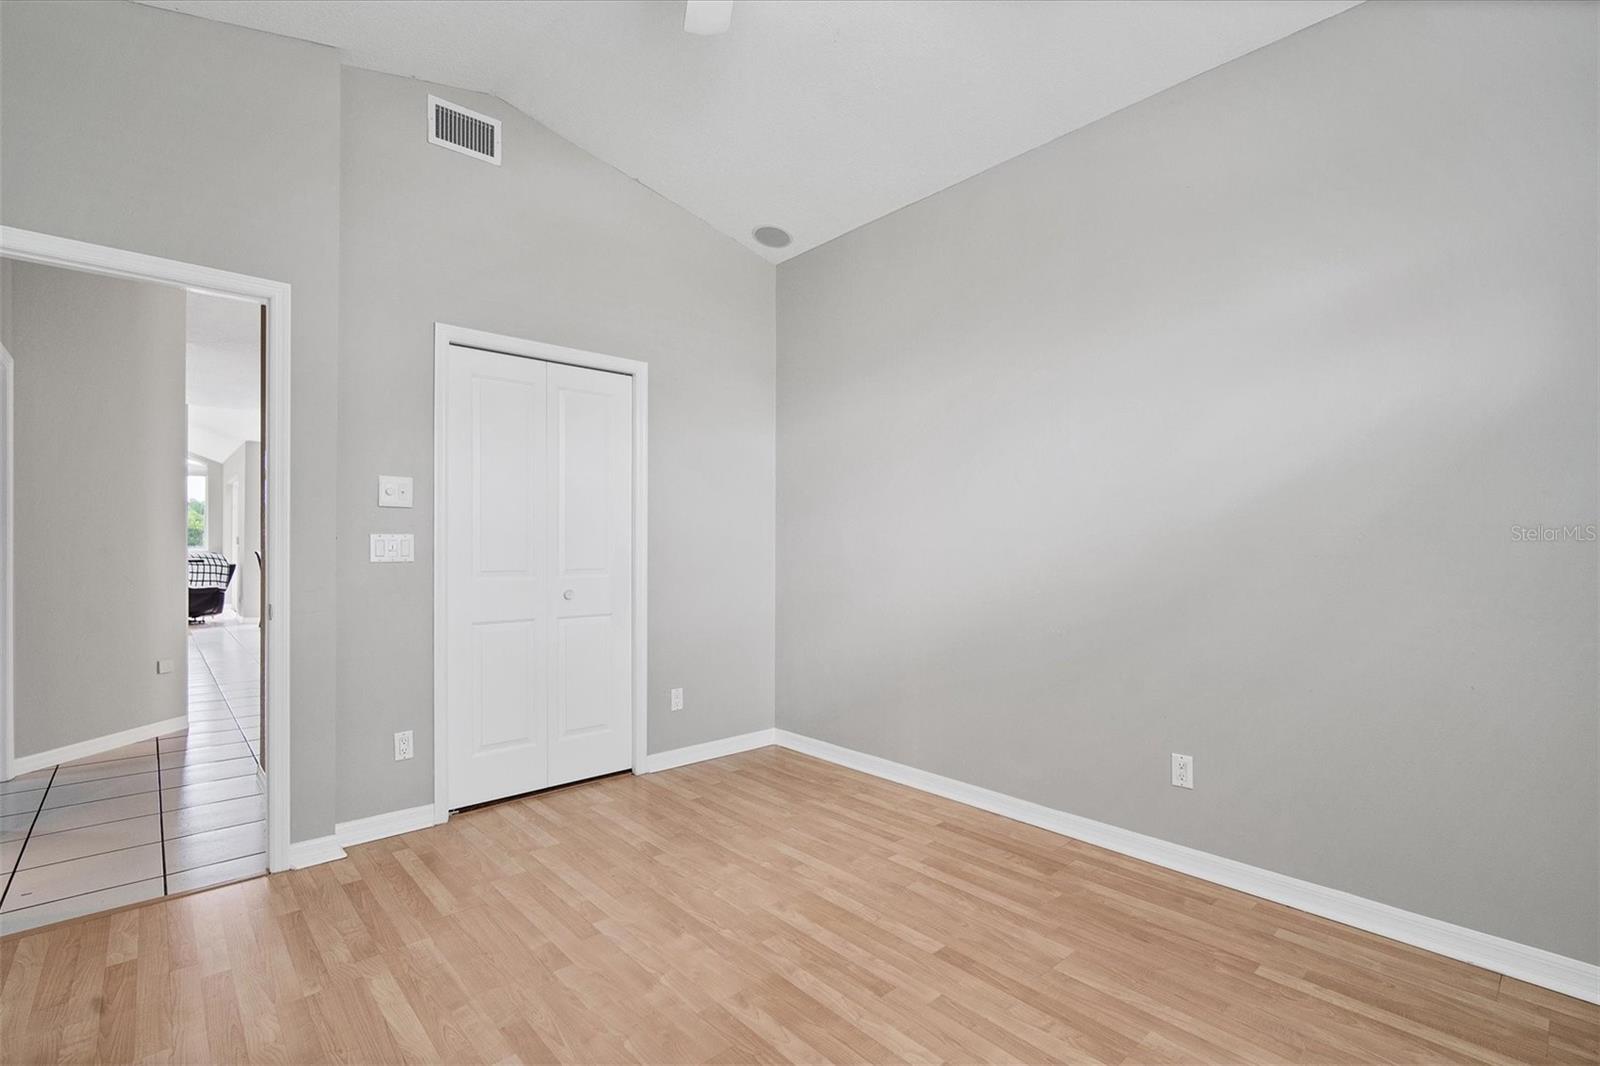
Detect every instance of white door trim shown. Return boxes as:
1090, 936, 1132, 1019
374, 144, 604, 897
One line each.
0, 225, 294, 874
0, 343, 12, 783
433, 323, 649, 825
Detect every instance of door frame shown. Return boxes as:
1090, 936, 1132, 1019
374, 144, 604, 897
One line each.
432, 322, 649, 824
0, 225, 294, 873
0, 343, 12, 785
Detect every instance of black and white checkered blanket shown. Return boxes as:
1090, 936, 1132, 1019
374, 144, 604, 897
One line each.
187, 551, 234, 590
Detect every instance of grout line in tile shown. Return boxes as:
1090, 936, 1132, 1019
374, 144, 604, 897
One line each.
43, 761, 162, 788
1, 871, 162, 917
0, 765, 57, 909
33, 782, 162, 814
12, 838, 159, 875
162, 765, 260, 786
165, 815, 266, 843
155, 737, 168, 895
27, 810, 157, 840
165, 851, 267, 897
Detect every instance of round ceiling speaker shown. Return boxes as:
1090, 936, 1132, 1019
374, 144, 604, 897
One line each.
752, 226, 792, 249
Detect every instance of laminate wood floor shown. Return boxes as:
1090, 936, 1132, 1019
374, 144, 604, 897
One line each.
1, 746, 1594, 1064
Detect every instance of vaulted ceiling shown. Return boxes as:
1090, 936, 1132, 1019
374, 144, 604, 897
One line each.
141, 0, 1360, 261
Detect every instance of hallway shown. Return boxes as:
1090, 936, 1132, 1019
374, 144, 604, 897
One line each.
0, 619, 266, 935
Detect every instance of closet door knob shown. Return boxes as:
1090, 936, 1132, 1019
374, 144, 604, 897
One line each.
562, 589, 575, 600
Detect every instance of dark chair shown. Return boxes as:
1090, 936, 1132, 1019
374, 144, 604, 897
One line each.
187, 551, 236, 623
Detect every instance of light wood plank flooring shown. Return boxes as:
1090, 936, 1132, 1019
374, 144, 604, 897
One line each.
1, 746, 1594, 1064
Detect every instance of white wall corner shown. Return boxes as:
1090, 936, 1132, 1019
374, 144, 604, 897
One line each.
771, 730, 1600, 1005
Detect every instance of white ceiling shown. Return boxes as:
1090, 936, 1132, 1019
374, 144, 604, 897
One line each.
141, 0, 1359, 262
186, 291, 260, 462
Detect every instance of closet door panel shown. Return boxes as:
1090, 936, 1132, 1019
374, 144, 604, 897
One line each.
545, 363, 633, 786
445, 347, 549, 808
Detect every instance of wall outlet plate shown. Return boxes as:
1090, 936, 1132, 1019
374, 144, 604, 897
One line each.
378, 474, 414, 508
155, 659, 175, 675
370, 533, 415, 562
670, 687, 684, 711
1171, 753, 1194, 789
395, 730, 414, 761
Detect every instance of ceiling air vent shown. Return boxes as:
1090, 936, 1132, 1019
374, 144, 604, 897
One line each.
428, 95, 501, 165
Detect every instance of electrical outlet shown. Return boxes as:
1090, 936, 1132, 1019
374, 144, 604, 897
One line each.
1171, 753, 1194, 789
670, 687, 684, 711
395, 730, 414, 761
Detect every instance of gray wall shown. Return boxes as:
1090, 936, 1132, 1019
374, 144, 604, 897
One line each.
1, 0, 342, 841
777, 0, 1598, 964
337, 68, 776, 823
5, 0, 1589, 967
1, 2, 779, 835
222, 440, 263, 618
2, 261, 188, 756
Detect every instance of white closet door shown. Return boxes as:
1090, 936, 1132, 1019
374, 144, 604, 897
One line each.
545, 362, 633, 787
444, 347, 633, 809
445, 346, 550, 809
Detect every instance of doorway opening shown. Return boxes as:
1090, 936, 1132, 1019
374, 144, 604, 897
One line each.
184, 293, 265, 776
0, 228, 291, 935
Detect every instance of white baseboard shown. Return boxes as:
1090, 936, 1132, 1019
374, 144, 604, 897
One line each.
286, 804, 438, 869
336, 803, 437, 848
287, 834, 346, 869
773, 730, 1600, 1005
642, 727, 776, 773
8, 714, 189, 777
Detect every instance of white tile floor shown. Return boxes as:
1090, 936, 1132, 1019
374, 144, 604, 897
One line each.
0, 617, 265, 935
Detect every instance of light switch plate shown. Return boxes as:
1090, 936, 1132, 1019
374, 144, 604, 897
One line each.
370, 533, 415, 563
378, 475, 414, 508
